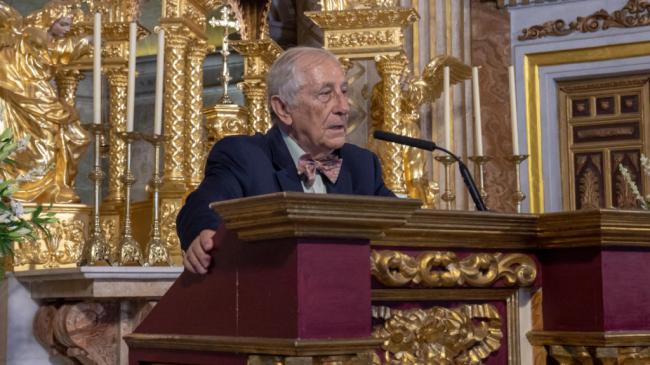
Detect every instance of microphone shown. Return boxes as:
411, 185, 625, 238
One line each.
373, 130, 488, 211
373, 130, 437, 151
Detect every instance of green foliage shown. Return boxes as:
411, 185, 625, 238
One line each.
0, 129, 56, 260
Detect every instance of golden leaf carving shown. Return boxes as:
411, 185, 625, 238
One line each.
319, 0, 399, 11
519, 0, 650, 41
578, 169, 600, 210
371, 250, 537, 288
13, 220, 85, 269
372, 304, 502, 365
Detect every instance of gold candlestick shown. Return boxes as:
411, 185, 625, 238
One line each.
80, 124, 111, 266
506, 154, 529, 213
435, 155, 457, 210
117, 131, 143, 265
468, 155, 492, 205
142, 134, 171, 266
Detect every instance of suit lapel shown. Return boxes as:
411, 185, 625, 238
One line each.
267, 125, 304, 192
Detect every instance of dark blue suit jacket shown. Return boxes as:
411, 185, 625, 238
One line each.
176, 125, 395, 249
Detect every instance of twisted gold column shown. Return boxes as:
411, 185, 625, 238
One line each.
104, 67, 128, 203
231, 40, 281, 134
240, 79, 271, 134
101, 67, 129, 261
158, 25, 191, 264
162, 28, 189, 187
184, 39, 208, 191
375, 53, 408, 195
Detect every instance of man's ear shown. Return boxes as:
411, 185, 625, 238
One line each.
270, 96, 292, 127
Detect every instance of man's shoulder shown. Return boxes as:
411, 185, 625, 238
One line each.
206, 133, 271, 164
340, 142, 376, 160
211, 133, 268, 153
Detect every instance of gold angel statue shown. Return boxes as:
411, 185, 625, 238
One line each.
0, 0, 92, 203
370, 55, 472, 206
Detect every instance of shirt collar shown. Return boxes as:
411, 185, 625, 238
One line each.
280, 127, 307, 168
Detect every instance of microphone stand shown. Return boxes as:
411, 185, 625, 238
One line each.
372, 130, 488, 211
435, 146, 487, 211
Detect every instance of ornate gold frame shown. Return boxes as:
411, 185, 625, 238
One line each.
523, 40, 650, 213
372, 288, 523, 365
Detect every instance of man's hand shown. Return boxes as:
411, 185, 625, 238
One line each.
183, 229, 217, 274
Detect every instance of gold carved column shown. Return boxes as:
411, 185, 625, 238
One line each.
231, 40, 282, 134
97, 1, 148, 259
158, 25, 189, 263
305, 6, 418, 197
375, 53, 408, 195
102, 67, 128, 258
184, 39, 208, 190
104, 68, 128, 204
161, 28, 189, 189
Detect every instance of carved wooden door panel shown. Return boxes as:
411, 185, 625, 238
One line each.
558, 75, 650, 210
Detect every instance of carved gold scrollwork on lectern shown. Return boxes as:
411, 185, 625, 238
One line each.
370, 250, 537, 288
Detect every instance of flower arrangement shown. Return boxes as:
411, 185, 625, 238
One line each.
618, 154, 650, 210
0, 129, 56, 261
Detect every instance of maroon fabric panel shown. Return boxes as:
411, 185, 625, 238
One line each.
135, 226, 239, 336
237, 238, 299, 337
540, 248, 604, 331
297, 239, 371, 338
602, 249, 650, 330
129, 348, 246, 365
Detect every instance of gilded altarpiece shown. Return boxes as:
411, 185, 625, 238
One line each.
558, 75, 650, 211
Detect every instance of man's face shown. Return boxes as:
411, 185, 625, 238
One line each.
49, 16, 72, 38
276, 55, 349, 158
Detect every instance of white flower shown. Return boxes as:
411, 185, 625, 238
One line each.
15, 137, 28, 152
0, 212, 11, 223
14, 227, 30, 236
16, 165, 47, 183
10, 200, 24, 216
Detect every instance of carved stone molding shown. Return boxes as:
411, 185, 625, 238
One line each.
34, 301, 155, 365
371, 304, 502, 365
370, 250, 537, 288
519, 0, 650, 41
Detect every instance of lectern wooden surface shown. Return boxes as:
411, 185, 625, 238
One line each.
126, 193, 421, 365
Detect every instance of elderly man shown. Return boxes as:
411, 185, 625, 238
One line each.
177, 47, 394, 274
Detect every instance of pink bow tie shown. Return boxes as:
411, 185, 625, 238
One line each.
297, 154, 342, 185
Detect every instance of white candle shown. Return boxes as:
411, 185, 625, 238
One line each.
93, 12, 101, 125
509, 66, 519, 155
472, 66, 483, 156
153, 28, 165, 136
443, 66, 451, 149
126, 21, 137, 133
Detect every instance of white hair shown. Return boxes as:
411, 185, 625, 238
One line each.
266, 47, 341, 110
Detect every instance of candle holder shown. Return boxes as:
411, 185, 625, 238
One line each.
435, 155, 457, 210
506, 154, 529, 213
142, 134, 171, 266
468, 155, 492, 205
79, 124, 111, 266
117, 131, 143, 266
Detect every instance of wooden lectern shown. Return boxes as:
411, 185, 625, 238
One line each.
126, 192, 421, 365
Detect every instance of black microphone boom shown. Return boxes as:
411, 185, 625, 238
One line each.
372, 130, 437, 151
373, 130, 488, 211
